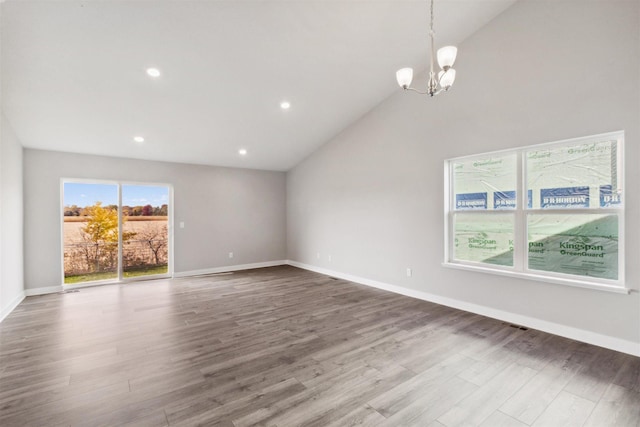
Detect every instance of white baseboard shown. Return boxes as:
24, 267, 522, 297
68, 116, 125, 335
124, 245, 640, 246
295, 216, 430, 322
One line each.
20, 262, 287, 297
286, 260, 640, 357
0, 291, 26, 323
25, 285, 63, 296
174, 260, 287, 278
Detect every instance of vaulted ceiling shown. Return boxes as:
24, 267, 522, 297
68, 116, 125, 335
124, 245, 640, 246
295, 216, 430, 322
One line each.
1, 0, 516, 171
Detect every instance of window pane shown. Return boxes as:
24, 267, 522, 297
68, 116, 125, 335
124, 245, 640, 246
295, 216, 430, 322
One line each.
526, 139, 621, 209
453, 154, 517, 210
454, 213, 514, 266
527, 214, 618, 280
63, 182, 119, 284
121, 185, 170, 278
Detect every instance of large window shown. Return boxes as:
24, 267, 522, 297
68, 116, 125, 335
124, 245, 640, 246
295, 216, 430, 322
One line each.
445, 131, 625, 292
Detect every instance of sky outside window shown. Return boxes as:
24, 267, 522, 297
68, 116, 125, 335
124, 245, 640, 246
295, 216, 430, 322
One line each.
64, 183, 169, 207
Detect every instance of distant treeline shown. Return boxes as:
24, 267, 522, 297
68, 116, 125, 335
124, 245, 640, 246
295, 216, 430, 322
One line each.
64, 203, 168, 217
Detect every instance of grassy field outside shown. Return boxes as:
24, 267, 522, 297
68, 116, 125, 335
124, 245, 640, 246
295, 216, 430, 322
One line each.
64, 217, 169, 284
123, 265, 169, 278
65, 265, 169, 284
64, 271, 118, 284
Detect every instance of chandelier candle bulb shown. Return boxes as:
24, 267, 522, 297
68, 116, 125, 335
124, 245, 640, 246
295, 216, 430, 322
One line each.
437, 46, 458, 69
438, 69, 456, 89
396, 68, 414, 88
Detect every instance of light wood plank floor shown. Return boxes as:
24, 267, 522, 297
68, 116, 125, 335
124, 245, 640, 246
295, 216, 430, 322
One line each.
1, 266, 638, 426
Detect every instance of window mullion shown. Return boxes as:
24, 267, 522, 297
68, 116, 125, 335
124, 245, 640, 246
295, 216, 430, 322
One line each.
117, 184, 123, 281
514, 150, 525, 271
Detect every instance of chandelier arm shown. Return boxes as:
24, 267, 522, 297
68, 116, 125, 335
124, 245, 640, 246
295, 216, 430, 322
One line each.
403, 87, 432, 95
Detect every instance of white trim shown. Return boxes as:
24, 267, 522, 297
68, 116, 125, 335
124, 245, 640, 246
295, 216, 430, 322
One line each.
64, 278, 126, 289
23, 261, 286, 296
119, 273, 171, 283
286, 260, 640, 357
447, 130, 625, 162
168, 186, 175, 277
174, 260, 287, 278
25, 285, 63, 296
442, 262, 630, 294
0, 291, 26, 323
117, 183, 123, 281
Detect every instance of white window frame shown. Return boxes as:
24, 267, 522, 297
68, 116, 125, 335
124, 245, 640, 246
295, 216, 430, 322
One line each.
443, 131, 627, 294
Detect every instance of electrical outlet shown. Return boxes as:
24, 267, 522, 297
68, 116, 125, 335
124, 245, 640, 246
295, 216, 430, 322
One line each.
229, 252, 233, 258
328, 255, 332, 262
406, 268, 412, 277
179, 221, 185, 228
317, 252, 320, 259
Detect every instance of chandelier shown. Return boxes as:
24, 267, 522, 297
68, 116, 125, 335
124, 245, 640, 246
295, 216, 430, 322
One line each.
396, 0, 457, 97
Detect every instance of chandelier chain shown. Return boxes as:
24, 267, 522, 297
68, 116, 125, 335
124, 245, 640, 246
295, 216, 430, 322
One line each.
430, 0, 435, 36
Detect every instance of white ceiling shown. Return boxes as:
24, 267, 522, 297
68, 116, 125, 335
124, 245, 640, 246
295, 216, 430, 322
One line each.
1, 0, 516, 171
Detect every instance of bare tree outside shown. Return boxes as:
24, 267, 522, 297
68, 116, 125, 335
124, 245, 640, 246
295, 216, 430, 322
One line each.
122, 222, 169, 277
139, 223, 168, 265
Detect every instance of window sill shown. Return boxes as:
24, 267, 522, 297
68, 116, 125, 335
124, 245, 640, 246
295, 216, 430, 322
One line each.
442, 262, 630, 294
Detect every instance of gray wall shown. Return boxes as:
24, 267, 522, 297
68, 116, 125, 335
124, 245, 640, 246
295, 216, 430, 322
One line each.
24, 149, 286, 290
0, 113, 24, 318
287, 0, 640, 346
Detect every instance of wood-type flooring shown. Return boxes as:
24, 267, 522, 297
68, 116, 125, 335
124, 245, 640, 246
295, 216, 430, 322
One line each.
1, 266, 639, 426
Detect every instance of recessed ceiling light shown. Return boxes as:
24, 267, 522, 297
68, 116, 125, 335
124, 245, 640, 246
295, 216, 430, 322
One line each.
146, 68, 161, 77
133, 136, 145, 143
280, 101, 291, 110
238, 149, 247, 156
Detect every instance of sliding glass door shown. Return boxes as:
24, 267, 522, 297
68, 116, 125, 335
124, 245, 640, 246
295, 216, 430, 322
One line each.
62, 181, 171, 285
121, 184, 169, 278
63, 182, 120, 284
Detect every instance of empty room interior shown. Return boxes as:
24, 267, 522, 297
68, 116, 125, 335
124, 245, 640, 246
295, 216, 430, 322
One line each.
1, 0, 639, 426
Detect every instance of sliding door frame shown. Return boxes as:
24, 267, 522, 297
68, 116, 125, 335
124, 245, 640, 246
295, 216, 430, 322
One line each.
60, 178, 174, 287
